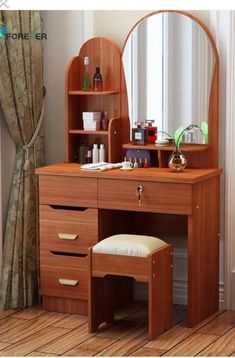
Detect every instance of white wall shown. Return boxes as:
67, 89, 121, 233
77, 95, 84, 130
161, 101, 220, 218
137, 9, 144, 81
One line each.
43, 10, 84, 164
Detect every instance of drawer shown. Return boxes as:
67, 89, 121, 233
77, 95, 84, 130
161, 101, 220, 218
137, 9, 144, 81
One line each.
39, 175, 97, 207
40, 264, 88, 300
40, 249, 88, 270
98, 179, 192, 215
40, 206, 98, 252
40, 250, 88, 300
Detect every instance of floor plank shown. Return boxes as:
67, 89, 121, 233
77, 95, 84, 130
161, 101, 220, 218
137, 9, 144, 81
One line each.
198, 326, 235, 356
162, 333, 218, 356
198, 310, 235, 336
0, 311, 70, 344
63, 336, 116, 356
0, 317, 28, 334
38, 323, 94, 355
96, 325, 148, 356
0, 309, 19, 320
145, 310, 223, 350
0, 341, 11, 350
11, 306, 46, 320
52, 314, 87, 329
0, 326, 69, 356
27, 351, 58, 356
130, 347, 166, 356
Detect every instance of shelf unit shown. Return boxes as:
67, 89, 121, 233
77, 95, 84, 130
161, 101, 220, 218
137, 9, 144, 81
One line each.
65, 37, 129, 164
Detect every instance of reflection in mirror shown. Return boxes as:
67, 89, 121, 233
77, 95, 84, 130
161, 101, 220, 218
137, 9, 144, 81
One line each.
122, 12, 215, 142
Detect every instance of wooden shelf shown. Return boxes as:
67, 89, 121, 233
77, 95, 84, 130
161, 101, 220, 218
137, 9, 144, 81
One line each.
68, 90, 119, 96
123, 142, 209, 152
69, 130, 109, 135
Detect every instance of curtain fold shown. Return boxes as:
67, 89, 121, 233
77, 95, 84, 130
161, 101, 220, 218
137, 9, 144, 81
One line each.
0, 10, 45, 308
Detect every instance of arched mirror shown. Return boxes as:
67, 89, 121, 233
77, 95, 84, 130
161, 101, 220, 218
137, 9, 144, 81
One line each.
122, 11, 217, 142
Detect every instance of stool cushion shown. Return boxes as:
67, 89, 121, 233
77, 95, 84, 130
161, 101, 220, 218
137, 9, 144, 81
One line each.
92, 234, 166, 257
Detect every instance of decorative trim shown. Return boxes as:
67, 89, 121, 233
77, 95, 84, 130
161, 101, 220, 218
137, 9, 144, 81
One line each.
82, 11, 94, 42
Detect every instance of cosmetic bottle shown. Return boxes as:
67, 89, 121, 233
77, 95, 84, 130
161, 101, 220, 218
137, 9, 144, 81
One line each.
139, 157, 144, 168
145, 120, 157, 143
92, 144, 99, 163
102, 110, 109, 130
82, 56, 91, 91
132, 122, 146, 145
93, 67, 103, 91
144, 158, 150, 168
86, 147, 92, 164
134, 158, 138, 168
99, 144, 105, 162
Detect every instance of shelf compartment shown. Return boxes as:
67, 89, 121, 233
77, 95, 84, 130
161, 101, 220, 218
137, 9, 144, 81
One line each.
123, 142, 209, 152
69, 130, 109, 135
68, 90, 119, 96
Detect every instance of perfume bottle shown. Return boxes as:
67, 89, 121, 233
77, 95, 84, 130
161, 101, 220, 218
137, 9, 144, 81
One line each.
132, 122, 146, 145
82, 56, 91, 91
93, 67, 103, 91
102, 110, 109, 130
145, 120, 157, 143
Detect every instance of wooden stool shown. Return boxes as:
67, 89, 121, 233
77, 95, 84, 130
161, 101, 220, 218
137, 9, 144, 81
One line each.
88, 234, 173, 340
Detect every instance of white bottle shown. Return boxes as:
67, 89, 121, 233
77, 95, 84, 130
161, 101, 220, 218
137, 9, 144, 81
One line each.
99, 144, 105, 162
92, 144, 99, 163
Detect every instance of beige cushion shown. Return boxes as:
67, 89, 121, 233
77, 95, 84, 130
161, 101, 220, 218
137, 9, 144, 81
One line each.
92, 234, 166, 257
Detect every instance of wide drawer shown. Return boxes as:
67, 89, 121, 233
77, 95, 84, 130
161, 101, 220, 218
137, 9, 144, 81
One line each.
39, 175, 97, 207
98, 179, 192, 215
40, 264, 88, 300
40, 206, 98, 253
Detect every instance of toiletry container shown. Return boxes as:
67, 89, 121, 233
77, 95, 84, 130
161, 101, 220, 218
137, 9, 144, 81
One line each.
99, 144, 105, 162
132, 122, 146, 145
93, 67, 103, 91
82, 56, 91, 91
92, 144, 99, 163
102, 110, 109, 130
145, 120, 157, 143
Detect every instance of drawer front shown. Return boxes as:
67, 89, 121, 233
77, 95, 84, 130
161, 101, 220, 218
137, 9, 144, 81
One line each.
98, 179, 192, 215
39, 175, 97, 207
40, 206, 98, 252
40, 264, 88, 300
40, 249, 88, 270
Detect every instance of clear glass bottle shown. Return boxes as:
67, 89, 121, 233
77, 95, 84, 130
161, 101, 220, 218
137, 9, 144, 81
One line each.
134, 158, 139, 168
82, 56, 91, 91
93, 67, 103, 91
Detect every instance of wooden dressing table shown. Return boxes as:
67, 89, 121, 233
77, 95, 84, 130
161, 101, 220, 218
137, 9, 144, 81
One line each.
36, 11, 222, 329
36, 163, 222, 327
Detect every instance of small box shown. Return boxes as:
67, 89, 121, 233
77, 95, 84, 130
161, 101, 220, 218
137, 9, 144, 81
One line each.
83, 112, 101, 130
83, 119, 100, 130
82, 112, 101, 120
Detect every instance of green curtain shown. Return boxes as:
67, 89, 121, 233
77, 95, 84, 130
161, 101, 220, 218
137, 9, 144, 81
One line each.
0, 11, 45, 308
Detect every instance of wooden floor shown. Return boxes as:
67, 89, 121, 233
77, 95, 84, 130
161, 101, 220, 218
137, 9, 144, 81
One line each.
0, 303, 234, 356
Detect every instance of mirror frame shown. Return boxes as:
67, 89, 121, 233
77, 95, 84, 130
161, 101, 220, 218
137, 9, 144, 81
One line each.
122, 10, 219, 168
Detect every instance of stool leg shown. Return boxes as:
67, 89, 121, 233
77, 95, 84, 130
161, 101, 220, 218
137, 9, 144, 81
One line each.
88, 249, 115, 332
148, 244, 173, 340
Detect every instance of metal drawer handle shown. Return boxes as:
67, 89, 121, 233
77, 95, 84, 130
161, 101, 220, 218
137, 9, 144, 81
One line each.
58, 278, 79, 286
58, 233, 78, 240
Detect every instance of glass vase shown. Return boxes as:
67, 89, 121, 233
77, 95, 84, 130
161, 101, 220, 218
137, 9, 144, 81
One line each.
168, 149, 187, 172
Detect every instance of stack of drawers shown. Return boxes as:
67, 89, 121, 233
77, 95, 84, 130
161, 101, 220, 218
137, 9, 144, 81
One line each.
39, 175, 98, 314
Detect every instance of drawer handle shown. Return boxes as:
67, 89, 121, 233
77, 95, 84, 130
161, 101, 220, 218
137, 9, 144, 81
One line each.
58, 278, 79, 286
58, 233, 78, 240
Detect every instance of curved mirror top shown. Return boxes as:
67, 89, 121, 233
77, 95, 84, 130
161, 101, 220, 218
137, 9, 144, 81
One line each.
122, 12, 215, 139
